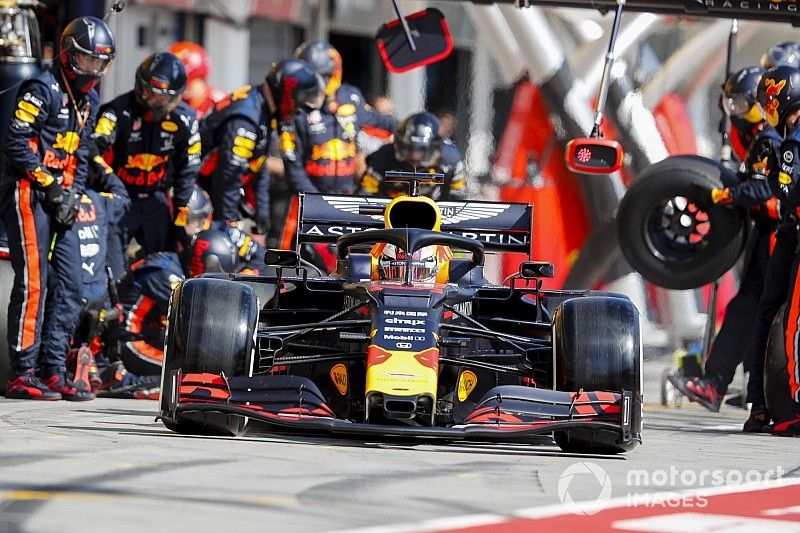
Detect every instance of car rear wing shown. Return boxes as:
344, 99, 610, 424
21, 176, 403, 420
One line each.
460, 0, 800, 25
297, 193, 533, 253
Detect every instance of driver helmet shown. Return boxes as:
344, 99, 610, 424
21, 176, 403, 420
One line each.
293, 40, 343, 97
265, 58, 325, 121
722, 66, 766, 123
58, 16, 115, 93
185, 224, 258, 278
377, 244, 440, 283
135, 52, 187, 121
761, 41, 800, 70
184, 185, 213, 236
757, 65, 800, 131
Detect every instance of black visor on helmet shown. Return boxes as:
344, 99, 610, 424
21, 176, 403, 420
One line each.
723, 93, 757, 117
134, 52, 187, 119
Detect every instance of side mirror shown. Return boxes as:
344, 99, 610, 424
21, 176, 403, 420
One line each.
264, 249, 300, 267
520, 261, 555, 279
376, 8, 453, 73
565, 138, 624, 174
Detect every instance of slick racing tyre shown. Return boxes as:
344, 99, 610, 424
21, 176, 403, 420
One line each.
553, 296, 642, 454
160, 278, 258, 436
765, 304, 794, 423
0, 258, 12, 393
617, 156, 748, 290
199, 271, 277, 310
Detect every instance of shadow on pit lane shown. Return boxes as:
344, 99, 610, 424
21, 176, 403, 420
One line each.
47, 421, 628, 460
74, 408, 157, 417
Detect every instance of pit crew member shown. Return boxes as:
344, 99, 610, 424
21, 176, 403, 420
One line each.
94, 51, 200, 279
198, 58, 322, 230
359, 112, 467, 200
1, 16, 114, 401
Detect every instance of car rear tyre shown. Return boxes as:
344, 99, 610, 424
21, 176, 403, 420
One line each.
765, 304, 794, 423
553, 296, 642, 454
160, 277, 258, 436
617, 156, 748, 290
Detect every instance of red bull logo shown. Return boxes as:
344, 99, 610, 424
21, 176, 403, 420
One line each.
310, 138, 356, 161
764, 77, 787, 126
125, 153, 168, 172
52, 131, 80, 154
149, 76, 169, 90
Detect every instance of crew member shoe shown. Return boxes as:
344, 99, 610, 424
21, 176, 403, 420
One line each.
42, 374, 95, 402
96, 361, 160, 400
5, 373, 62, 400
667, 376, 722, 412
773, 412, 800, 437
742, 408, 772, 434
67, 345, 101, 392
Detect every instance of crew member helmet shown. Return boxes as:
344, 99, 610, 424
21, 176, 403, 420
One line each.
265, 58, 325, 120
167, 41, 210, 81
186, 224, 258, 278
293, 40, 343, 97
394, 112, 443, 168
722, 66, 766, 123
134, 52, 187, 121
59, 16, 115, 93
757, 65, 800, 130
761, 41, 800, 70
184, 186, 213, 236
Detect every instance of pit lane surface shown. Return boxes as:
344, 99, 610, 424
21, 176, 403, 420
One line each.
0, 362, 797, 533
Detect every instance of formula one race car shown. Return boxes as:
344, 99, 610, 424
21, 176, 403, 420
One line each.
158, 173, 642, 454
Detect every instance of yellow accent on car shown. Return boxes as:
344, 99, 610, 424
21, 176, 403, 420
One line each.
330, 364, 348, 395
457, 370, 478, 402
365, 345, 438, 399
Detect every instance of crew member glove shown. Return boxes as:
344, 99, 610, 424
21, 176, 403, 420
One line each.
31, 168, 63, 210
710, 187, 733, 206
174, 205, 189, 227
52, 189, 81, 230
42, 180, 63, 210
687, 183, 714, 210
254, 212, 270, 235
